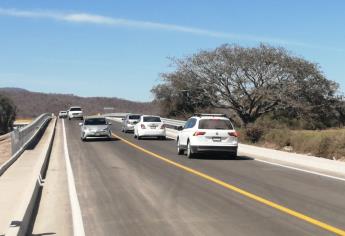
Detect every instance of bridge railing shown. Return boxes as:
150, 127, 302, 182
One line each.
11, 113, 52, 155
0, 113, 52, 176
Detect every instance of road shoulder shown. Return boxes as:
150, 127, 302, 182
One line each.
30, 119, 73, 236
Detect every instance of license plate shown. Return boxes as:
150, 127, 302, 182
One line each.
150, 125, 157, 129
212, 137, 221, 142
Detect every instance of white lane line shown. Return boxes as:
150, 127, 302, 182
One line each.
255, 159, 345, 182
62, 119, 86, 236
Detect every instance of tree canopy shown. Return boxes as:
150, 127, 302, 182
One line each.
152, 44, 344, 128
0, 94, 17, 135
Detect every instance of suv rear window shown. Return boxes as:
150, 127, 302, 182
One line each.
129, 115, 141, 120
70, 107, 81, 111
84, 118, 106, 125
198, 119, 234, 130
143, 117, 161, 122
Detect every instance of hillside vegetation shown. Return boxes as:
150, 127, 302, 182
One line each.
0, 88, 159, 118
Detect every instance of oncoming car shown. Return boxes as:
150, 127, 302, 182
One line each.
176, 114, 238, 158
80, 116, 112, 141
121, 114, 141, 133
134, 115, 166, 140
68, 106, 83, 120
58, 111, 68, 118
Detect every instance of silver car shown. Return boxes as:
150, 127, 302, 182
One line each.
80, 116, 112, 141
121, 114, 141, 133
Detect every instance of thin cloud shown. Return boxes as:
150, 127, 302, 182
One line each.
0, 8, 343, 51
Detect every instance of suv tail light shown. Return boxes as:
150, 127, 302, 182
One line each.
193, 131, 206, 136
228, 131, 238, 137
141, 124, 146, 129
160, 124, 165, 129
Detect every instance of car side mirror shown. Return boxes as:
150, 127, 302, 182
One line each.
177, 126, 183, 131
79, 122, 83, 126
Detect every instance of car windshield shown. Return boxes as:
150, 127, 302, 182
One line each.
143, 116, 161, 122
70, 108, 81, 111
198, 119, 234, 130
129, 115, 141, 120
84, 118, 107, 125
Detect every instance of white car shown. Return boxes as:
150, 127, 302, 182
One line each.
134, 115, 166, 140
80, 116, 112, 141
58, 111, 68, 118
176, 114, 238, 158
68, 106, 83, 120
122, 114, 141, 133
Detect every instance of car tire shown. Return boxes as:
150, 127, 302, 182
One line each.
187, 141, 195, 159
177, 138, 184, 155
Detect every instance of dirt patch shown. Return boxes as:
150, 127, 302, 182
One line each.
0, 138, 11, 165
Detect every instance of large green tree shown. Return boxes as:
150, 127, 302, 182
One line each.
0, 94, 16, 135
152, 44, 341, 127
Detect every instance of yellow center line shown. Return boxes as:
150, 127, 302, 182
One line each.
112, 132, 345, 235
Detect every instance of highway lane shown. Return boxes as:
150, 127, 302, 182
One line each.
64, 119, 345, 235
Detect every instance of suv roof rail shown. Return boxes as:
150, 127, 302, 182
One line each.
193, 113, 227, 117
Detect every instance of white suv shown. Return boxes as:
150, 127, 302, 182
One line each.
68, 106, 84, 120
176, 114, 238, 158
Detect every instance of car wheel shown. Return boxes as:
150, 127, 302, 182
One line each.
187, 141, 195, 159
177, 138, 184, 155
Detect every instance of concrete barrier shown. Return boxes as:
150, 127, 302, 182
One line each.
0, 133, 11, 142
2, 118, 57, 236
0, 116, 52, 176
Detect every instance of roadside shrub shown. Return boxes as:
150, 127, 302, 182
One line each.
244, 124, 264, 143
263, 129, 292, 148
0, 94, 16, 135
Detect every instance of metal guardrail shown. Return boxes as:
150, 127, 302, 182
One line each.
104, 113, 186, 129
11, 113, 52, 155
161, 118, 186, 129
103, 113, 130, 118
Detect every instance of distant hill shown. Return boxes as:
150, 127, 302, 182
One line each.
0, 87, 159, 118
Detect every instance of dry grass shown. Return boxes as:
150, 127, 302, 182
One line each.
0, 137, 11, 165
240, 128, 345, 161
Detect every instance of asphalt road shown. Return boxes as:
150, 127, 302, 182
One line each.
64, 119, 345, 236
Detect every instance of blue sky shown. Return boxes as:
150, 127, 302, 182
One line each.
0, 0, 344, 101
